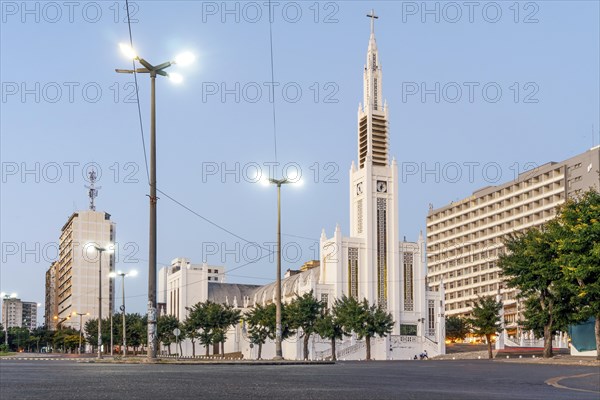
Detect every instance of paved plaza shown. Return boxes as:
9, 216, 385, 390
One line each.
1, 358, 598, 400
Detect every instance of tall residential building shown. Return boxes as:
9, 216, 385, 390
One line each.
1, 297, 37, 330
45, 173, 116, 330
426, 146, 600, 332
21, 302, 38, 330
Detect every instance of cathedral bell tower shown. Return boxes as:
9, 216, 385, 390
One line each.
349, 11, 399, 310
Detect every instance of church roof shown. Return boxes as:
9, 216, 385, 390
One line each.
207, 282, 262, 307
251, 267, 320, 306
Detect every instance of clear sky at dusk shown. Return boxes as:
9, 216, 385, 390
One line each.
1, 1, 599, 319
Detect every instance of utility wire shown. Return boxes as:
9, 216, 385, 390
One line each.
125, 0, 149, 184
268, 0, 278, 163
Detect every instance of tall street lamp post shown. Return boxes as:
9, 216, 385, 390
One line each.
110, 270, 137, 357
263, 177, 302, 359
73, 312, 89, 354
94, 245, 111, 359
116, 43, 194, 360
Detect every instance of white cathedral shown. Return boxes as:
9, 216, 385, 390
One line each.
158, 16, 446, 360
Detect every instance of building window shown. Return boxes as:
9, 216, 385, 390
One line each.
400, 324, 417, 336
428, 300, 435, 336
348, 247, 359, 298
377, 198, 387, 308
357, 199, 363, 234
320, 293, 329, 309
403, 252, 414, 311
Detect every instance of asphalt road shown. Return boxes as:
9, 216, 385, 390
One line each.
0, 359, 598, 400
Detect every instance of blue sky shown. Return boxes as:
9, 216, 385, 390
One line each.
1, 1, 599, 319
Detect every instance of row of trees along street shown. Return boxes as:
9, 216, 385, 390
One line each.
16, 293, 393, 360
444, 190, 600, 360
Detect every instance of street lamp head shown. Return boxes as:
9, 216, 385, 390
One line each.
168, 72, 183, 84
174, 52, 195, 67
108, 272, 117, 278
129, 270, 139, 277
119, 42, 138, 60
10, 293, 17, 298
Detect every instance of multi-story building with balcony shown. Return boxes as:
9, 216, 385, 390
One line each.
45, 177, 116, 330
426, 146, 599, 333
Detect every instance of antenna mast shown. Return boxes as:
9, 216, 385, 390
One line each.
85, 170, 101, 211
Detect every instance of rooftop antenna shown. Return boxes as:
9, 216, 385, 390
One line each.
85, 170, 101, 211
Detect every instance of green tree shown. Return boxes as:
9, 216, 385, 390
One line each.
52, 328, 78, 353
468, 296, 502, 359
334, 296, 394, 361
499, 224, 574, 358
182, 316, 199, 357
445, 316, 470, 343
157, 315, 179, 355
314, 308, 344, 361
83, 318, 111, 354
555, 189, 600, 360
187, 301, 216, 356
244, 304, 270, 359
128, 314, 147, 355
287, 291, 324, 360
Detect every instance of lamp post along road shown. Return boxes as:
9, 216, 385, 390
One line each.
74, 312, 89, 354
94, 246, 110, 359
265, 177, 296, 360
110, 270, 137, 357
116, 44, 193, 359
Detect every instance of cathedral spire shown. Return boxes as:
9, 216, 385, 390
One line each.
358, 10, 388, 168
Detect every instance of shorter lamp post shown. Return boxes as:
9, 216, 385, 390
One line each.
109, 270, 137, 356
73, 312, 89, 354
93, 244, 113, 359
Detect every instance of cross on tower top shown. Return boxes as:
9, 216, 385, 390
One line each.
366, 9, 378, 34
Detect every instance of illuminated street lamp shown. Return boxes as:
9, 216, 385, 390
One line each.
72, 312, 90, 354
109, 270, 137, 356
115, 43, 194, 360
262, 176, 303, 359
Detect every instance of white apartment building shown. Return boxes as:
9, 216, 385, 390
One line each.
426, 146, 600, 333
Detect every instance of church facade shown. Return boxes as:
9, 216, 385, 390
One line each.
158, 16, 445, 360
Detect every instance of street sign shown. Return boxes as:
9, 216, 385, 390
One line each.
173, 328, 181, 336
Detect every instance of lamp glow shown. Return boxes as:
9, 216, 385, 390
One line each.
174, 52, 195, 66
169, 72, 183, 84
119, 43, 137, 59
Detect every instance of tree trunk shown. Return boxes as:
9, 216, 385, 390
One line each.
191, 339, 196, 357
221, 341, 225, 357
303, 334, 310, 360
486, 334, 493, 359
595, 314, 600, 361
205, 345, 210, 357
179, 341, 183, 357
167, 344, 171, 355
543, 323, 554, 358
331, 338, 337, 361
257, 343, 262, 360
365, 337, 371, 361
